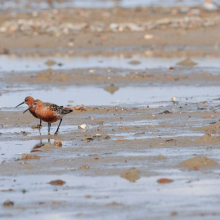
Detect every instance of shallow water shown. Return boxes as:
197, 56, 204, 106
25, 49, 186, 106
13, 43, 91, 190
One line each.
0, 125, 81, 136
110, 130, 204, 140
1, 173, 220, 220
0, 138, 78, 162
1, 55, 220, 72
0, 140, 42, 162
0, 85, 218, 109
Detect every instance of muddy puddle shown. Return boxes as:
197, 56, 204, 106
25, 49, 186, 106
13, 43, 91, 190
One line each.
1, 55, 220, 72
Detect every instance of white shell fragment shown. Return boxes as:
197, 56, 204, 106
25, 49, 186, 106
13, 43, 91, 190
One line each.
78, 124, 87, 129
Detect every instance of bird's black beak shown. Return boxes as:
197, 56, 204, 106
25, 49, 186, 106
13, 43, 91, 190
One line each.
15, 101, 25, 108
23, 105, 33, 114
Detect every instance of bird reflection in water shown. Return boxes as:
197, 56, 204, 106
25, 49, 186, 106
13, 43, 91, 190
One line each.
30, 139, 52, 153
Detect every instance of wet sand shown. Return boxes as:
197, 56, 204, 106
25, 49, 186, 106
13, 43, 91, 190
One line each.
1, 2, 220, 219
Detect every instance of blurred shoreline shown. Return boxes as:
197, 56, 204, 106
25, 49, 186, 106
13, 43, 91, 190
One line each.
0, 5, 220, 58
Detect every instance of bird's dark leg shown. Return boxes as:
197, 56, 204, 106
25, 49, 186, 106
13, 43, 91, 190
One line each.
54, 118, 62, 135
38, 119, 42, 131
38, 120, 42, 135
48, 123, 51, 134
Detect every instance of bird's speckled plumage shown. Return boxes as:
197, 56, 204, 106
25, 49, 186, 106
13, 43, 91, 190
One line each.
23, 99, 73, 134
30, 100, 73, 134
33, 100, 72, 118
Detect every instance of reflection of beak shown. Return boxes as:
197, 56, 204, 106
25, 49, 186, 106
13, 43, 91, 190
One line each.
15, 101, 25, 108
23, 105, 33, 114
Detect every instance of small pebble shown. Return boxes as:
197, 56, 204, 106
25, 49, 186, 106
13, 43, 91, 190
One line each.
54, 140, 62, 147
78, 124, 87, 129
3, 201, 14, 207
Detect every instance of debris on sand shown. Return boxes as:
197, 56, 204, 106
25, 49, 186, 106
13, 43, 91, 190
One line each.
72, 105, 86, 111
193, 166, 200, 170
117, 139, 125, 141
119, 126, 130, 130
45, 59, 56, 66
78, 124, 87, 129
195, 122, 220, 131
31, 124, 42, 129
54, 140, 62, 147
104, 135, 111, 140
156, 155, 167, 160
177, 58, 197, 67
166, 139, 174, 143
121, 168, 140, 182
93, 134, 102, 138
81, 137, 94, 142
159, 110, 172, 114
1, 189, 13, 192
80, 165, 90, 170
178, 156, 219, 167
129, 60, 141, 65
1, 15, 219, 37
49, 180, 66, 186
0, 48, 9, 54
157, 178, 173, 184
21, 131, 30, 136
3, 200, 14, 207
194, 133, 219, 143
202, 114, 214, 118
104, 84, 119, 94
197, 107, 206, 110
21, 154, 40, 160
144, 34, 154, 40
31, 149, 42, 153
106, 202, 122, 206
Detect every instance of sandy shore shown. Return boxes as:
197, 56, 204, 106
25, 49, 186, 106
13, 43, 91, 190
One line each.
1, 4, 220, 220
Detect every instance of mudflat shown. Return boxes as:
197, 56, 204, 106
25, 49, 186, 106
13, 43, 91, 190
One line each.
1, 1, 220, 219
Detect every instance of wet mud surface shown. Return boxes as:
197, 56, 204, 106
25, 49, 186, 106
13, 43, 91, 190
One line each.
1, 1, 220, 219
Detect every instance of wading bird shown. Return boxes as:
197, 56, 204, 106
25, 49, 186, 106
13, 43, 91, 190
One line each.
24, 99, 73, 135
